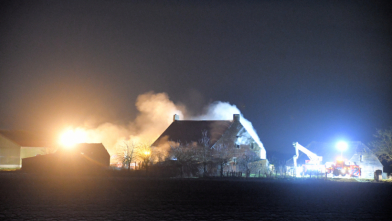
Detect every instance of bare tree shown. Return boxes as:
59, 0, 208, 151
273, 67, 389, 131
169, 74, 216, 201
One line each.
213, 143, 234, 177
136, 142, 153, 171
117, 141, 138, 171
238, 149, 260, 178
168, 141, 198, 178
369, 128, 392, 162
268, 154, 279, 177
198, 130, 211, 177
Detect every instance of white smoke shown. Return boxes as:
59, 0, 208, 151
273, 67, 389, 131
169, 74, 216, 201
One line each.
193, 101, 265, 153
64, 92, 264, 159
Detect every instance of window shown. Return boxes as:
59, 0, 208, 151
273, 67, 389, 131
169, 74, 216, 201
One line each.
360, 155, 363, 162
236, 144, 240, 149
250, 142, 254, 149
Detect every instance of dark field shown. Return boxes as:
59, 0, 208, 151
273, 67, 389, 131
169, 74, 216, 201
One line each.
0, 173, 391, 220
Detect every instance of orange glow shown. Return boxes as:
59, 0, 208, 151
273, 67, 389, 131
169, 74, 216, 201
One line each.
336, 156, 344, 162
59, 128, 87, 148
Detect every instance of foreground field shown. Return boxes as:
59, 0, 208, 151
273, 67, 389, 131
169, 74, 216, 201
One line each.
0, 173, 391, 220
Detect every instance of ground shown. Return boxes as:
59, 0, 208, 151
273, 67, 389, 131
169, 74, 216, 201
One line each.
0, 173, 391, 220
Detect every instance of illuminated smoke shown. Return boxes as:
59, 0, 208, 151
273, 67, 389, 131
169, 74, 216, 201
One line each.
61, 92, 264, 160
193, 101, 265, 151
132, 92, 185, 141
62, 92, 185, 156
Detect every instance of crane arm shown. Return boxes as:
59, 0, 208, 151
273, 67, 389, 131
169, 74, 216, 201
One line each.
293, 142, 322, 165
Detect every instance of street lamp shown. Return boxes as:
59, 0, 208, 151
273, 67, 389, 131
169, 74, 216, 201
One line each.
336, 141, 348, 157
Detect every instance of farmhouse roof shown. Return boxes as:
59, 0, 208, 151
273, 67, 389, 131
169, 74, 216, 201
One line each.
152, 120, 233, 148
0, 130, 52, 147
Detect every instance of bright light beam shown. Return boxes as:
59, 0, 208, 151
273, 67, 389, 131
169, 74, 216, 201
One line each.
336, 141, 348, 157
336, 141, 348, 151
59, 128, 87, 148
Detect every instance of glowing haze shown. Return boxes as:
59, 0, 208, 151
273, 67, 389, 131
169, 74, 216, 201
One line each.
59, 92, 264, 156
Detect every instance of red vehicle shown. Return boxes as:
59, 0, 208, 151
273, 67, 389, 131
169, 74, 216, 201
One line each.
326, 158, 361, 177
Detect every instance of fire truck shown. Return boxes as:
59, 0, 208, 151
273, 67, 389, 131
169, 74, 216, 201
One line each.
325, 157, 361, 177
292, 142, 361, 178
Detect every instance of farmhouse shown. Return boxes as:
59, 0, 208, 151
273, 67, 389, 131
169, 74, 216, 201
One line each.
289, 141, 383, 179
153, 114, 266, 158
152, 114, 266, 175
0, 130, 53, 168
22, 143, 110, 173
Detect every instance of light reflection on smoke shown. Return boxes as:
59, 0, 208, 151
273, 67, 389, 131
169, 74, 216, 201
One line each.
60, 92, 264, 161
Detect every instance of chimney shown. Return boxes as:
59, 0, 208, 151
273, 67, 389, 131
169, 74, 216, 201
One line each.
233, 114, 240, 122
173, 114, 179, 122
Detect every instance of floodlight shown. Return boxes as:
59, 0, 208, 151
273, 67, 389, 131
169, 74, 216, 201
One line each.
336, 141, 348, 151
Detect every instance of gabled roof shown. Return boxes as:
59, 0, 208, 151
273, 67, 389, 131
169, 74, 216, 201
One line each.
0, 130, 52, 147
58, 143, 110, 157
152, 120, 233, 148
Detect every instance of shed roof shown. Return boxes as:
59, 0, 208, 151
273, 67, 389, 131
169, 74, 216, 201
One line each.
58, 143, 110, 157
152, 120, 233, 147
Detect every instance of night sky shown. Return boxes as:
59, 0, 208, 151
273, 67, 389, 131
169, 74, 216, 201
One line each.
1, 0, 391, 154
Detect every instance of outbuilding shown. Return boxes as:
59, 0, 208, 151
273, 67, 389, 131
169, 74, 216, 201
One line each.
22, 143, 110, 174
0, 130, 53, 168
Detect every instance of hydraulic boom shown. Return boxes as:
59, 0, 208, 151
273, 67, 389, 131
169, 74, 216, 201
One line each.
293, 142, 323, 177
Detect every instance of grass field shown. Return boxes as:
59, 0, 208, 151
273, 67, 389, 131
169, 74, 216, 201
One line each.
0, 172, 391, 220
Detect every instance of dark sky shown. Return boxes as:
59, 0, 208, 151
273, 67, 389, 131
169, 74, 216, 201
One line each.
1, 0, 391, 154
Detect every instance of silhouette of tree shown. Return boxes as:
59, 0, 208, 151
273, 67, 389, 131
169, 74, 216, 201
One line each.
168, 142, 198, 177
198, 130, 212, 177
369, 128, 392, 162
213, 143, 234, 177
117, 141, 137, 171
238, 149, 260, 177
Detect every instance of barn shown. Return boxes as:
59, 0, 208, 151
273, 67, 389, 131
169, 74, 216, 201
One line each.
0, 130, 53, 168
22, 143, 110, 173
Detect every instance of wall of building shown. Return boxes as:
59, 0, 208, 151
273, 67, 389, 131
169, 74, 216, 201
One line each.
213, 120, 264, 159
0, 135, 21, 168
210, 120, 266, 174
350, 152, 383, 179
20, 147, 50, 165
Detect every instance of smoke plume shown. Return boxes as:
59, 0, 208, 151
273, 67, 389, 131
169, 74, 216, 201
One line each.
64, 92, 264, 159
192, 101, 264, 148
